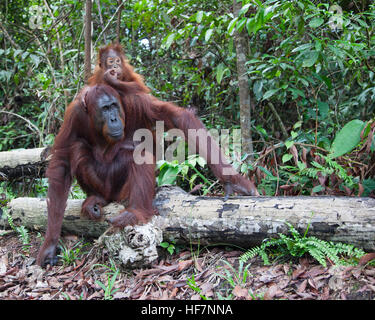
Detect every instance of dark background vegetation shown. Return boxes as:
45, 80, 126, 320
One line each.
0, 0, 374, 197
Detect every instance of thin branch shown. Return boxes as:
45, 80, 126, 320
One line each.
0, 21, 20, 49
93, 2, 125, 49
268, 102, 288, 139
0, 111, 43, 144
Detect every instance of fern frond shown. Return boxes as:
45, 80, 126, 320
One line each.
240, 221, 366, 267
240, 246, 263, 263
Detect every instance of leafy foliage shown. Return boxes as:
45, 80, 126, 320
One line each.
1, 0, 374, 197
3, 208, 31, 254
58, 239, 89, 267
240, 221, 365, 267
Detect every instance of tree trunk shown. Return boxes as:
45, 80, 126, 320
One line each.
84, 0, 92, 82
116, 1, 125, 43
5, 186, 375, 251
233, 0, 254, 162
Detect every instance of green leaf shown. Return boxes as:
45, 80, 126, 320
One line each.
167, 245, 175, 255
312, 185, 325, 193
291, 131, 298, 139
254, 8, 265, 33
160, 242, 169, 248
157, 166, 179, 186
253, 80, 263, 100
282, 154, 293, 163
309, 17, 324, 28
227, 17, 238, 35
246, 17, 256, 34
291, 43, 313, 53
317, 100, 329, 119
329, 120, 366, 158
239, 3, 251, 16
362, 179, 375, 197
285, 140, 294, 149
263, 88, 280, 100
163, 33, 175, 50
196, 156, 206, 167
237, 17, 247, 33
297, 161, 306, 171
293, 121, 302, 129
258, 166, 278, 180
196, 11, 204, 23
180, 164, 189, 176
302, 51, 319, 68
205, 29, 214, 42
216, 63, 226, 84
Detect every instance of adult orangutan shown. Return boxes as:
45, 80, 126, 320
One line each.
88, 43, 258, 198
37, 44, 258, 267
37, 84, 156, 266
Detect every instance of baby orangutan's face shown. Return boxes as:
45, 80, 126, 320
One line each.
103, 49, 123, 79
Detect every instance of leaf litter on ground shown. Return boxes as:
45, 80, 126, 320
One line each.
0, 232, 374, 300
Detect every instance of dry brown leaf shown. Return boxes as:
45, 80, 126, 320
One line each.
169, 287, 178, 299
200, 282, 213, 294
364, 268, 375, 277
135, 268, 160, 278
328, 276, 344, 291
47, 277, 61, 289
231, 285, 248, 299
158, 264, 179, 275
351, 267, 362, 279
296, 292, 314, 299
305, 265, 326, 278
195, 259, 203, 272
297, 279, 307, 293
308, 278, 317, 290
321, 286, 330, 300
178, 260, 193, 271
290, 144, 299, 166
264, 284, 283, 300
292, 266, 306, 279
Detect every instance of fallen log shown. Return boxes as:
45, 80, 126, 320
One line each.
0, 147, 50, 180
3, 186, 375, 251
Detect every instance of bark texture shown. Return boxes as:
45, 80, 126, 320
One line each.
233, 0, 254, 161
4, 186, 375, 251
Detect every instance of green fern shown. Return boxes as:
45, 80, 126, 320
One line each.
3, 209, 30, 253
240, 221, 365, 267
300, 153, 355, 187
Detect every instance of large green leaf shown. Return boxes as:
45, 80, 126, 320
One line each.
163, 33, 175, 50
309, 17, 324, 28
216, 63, 226, 84
302, 51, 319, 67
263, 88, 280, 100
317, 100, 329, 119
157, 166, 179, 186
205, 29, 214, 42
196, 11, 204, 23
329, 120, 365, 158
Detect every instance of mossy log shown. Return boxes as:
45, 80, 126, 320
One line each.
3, 186, 375, 251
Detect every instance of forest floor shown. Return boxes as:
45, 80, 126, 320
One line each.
0, 231, 375, 300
